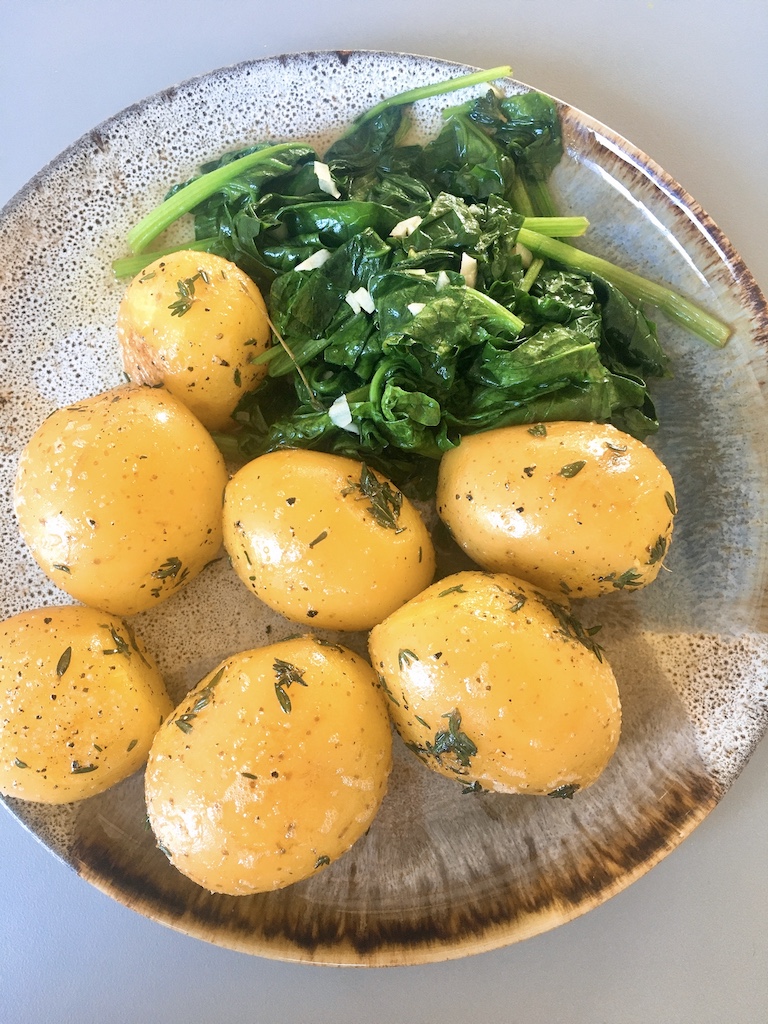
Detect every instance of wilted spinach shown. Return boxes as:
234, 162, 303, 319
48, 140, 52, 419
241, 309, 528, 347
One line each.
117, 65, 729, 495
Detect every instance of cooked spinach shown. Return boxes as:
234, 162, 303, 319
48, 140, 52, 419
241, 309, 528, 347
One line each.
118, 65, 730, 496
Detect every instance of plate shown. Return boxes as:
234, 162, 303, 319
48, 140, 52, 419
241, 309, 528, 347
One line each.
1, 50, 768, 967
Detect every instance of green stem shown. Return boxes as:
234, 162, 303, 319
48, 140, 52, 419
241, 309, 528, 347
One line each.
521, 216, 588, 238
112, 237, 221, 278
126, 142, 307, 253
509, 176, 536, 217
520, 257, 545, 293
354, 65, 513, 126
516, 227, 731, 347
526, 178, 560, 218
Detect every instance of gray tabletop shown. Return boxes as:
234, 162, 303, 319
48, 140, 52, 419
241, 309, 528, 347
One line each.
1, 2, 767, 1022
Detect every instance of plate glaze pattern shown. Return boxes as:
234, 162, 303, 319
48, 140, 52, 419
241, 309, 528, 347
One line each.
1, 51, 768, 966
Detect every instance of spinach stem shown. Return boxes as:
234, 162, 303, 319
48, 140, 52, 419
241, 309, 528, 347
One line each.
521, 216, 588, 238
112, 237, 221, 278
516, 227, 731, 347
520, 258, 545, 293
126, 142, 306, 253
354, 65, 513, 126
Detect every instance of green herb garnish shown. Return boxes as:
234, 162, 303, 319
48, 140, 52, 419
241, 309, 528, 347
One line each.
558, 460, 586, 478
56, 646, 72, 678
344, 464, 404, 532
398, 649, 419, 669
101, 624, 131, 658
273, 658, 308, 714
431, 709, 478, 769
549, 783, 580, 799
168, 274, 202, 317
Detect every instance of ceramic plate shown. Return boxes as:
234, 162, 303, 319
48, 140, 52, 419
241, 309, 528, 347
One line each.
1, 51, 768, 966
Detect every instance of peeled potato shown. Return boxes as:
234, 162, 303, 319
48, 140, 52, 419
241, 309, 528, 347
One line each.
117, 250, 271, 431
0, 605, 172, 803
222, 449, 436, 631
368, 570, 621, 796
145, 636, 393, 895
437, 421, 676, 597
13, 383, 228, 616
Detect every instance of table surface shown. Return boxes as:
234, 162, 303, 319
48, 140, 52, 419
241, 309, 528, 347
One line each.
1, 3, 767, 1022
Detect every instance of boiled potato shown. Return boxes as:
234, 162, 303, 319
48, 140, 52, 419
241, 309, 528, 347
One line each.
222, 450, 436, 631
437, 421, 676, 597
117, 250, 271, 431
368, 570, 621, 796
145, 636, 392, 895
14, 383, 228, 616
0, 605, 171, 803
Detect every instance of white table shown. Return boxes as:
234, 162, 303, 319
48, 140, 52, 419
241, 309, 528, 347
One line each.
1, 3, 767, 1021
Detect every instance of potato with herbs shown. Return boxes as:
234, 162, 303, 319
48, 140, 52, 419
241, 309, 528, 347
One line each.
13, 383, 228, 616
0, 605, 172, 803
437, 421, 676, 597
222, 449, 436, 632
145, 635, 392, 895
117, 250, 271, 431
368, 570, 621, 796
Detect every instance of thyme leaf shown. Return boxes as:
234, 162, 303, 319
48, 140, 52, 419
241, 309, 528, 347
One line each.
549, 783, 580, 799
56, 646, 72, 678
151, 556, 183, 580
398, 648, 419, 669
377, 673, 400, 707
431, 709, 478, 768
168, 272, 208, 317
647, 535, 667, 565
558, 460, 586, 478
601, 568, 644, 590
343, 463, 404, 533
101, 624, 132, 658
537, 594, 604, 662
273, 658, 308, 714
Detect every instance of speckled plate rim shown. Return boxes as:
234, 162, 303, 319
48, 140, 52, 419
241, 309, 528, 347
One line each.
2, 50, 768, 967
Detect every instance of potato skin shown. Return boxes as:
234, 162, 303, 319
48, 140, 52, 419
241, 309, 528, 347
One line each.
437, 421, 676, 597
13, 383, 228, 616
117, 250, 271, 431
0, 605, 172, 803
145, 636, 393, 895
368, 570, 621, 796
222, 449, 436, 631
